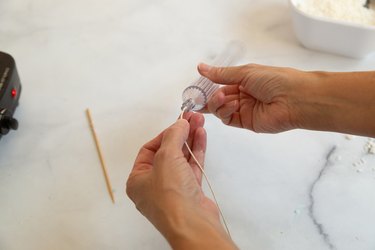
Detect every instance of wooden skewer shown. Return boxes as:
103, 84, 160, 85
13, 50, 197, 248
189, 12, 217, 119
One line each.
86, 108, 115, 204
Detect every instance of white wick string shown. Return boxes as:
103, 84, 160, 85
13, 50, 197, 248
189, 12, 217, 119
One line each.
179, 109, 231, 239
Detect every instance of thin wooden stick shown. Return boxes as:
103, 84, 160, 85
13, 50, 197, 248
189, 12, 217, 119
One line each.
86, 108, 115, 204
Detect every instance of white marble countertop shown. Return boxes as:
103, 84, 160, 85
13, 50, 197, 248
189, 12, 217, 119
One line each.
1, 0, 375, 249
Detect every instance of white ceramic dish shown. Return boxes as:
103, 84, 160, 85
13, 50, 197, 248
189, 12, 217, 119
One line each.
289, 0, 375, 58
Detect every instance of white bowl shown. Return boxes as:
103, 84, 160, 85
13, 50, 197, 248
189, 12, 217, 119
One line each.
289, 0, 375, 58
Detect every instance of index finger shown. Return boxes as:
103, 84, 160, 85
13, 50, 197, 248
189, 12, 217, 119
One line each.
132, 131, 164, 171
199, 85, 240, 113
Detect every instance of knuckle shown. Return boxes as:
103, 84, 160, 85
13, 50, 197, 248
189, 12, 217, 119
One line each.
207, 104, 216, 115
246, 63, 260, 69
125, 176, 146, 214
125, 178, 135, 199
136, 147, 145, 157
243, 64, 257, 74
216, 107, 227, 119
173, 122, 185, 131
213, 67, 225, 79
212, 94, 221, 107
135, 203, 143, 213
216, 67, 225, 74
169, 120, 188, 133
222, 116, 232, 125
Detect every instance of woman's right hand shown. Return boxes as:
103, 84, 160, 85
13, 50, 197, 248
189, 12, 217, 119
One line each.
198, 63, 309, 133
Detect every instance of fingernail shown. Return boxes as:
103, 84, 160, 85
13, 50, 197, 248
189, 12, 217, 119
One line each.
198, 63, 212, 74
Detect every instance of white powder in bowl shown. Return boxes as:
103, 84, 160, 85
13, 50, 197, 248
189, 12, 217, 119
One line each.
296, 0, 375, 26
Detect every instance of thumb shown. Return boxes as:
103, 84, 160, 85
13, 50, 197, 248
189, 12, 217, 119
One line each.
197, 63, 246, 85
160, 119, 190, 152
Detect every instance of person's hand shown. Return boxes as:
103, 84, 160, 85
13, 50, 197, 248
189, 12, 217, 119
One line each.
126, 112, 237, 250
198, 63, 375, 137
198, 63, 308, 133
